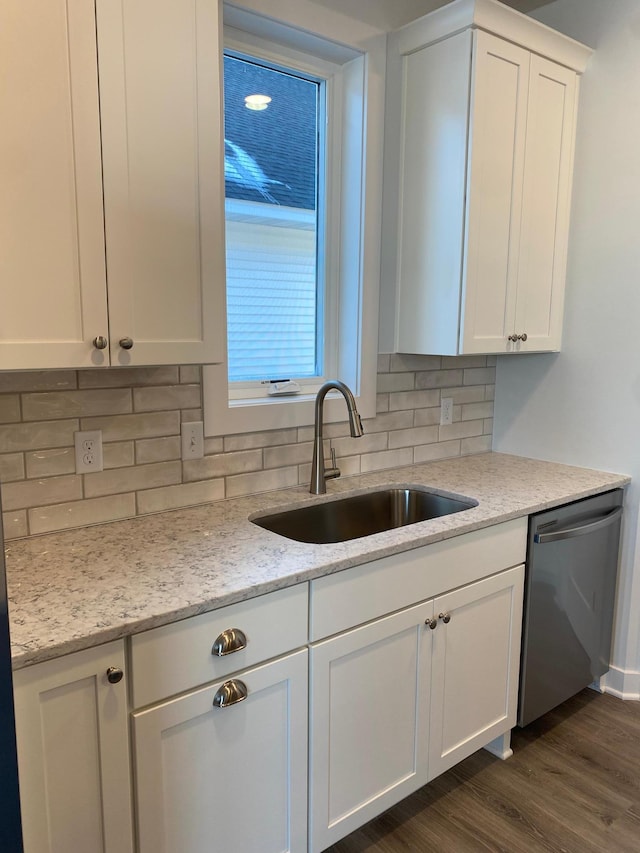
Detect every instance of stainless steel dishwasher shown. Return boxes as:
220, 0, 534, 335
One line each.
517, 489, 623, 727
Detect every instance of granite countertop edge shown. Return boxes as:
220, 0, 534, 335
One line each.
7, 452, 631, 669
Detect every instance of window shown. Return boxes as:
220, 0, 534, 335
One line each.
203, 11, 382, 436
224, 53, 326, 386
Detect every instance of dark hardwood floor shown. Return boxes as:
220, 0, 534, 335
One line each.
326, 689, 640, 852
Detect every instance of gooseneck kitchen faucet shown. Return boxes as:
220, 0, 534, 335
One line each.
310, 380, 364, 495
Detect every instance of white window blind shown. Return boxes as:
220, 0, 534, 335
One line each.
225, 200, 319, 382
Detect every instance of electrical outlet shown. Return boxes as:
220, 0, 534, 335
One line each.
440, 397, 454, 426
181, 421, 204, 460
74, 430, 103, 473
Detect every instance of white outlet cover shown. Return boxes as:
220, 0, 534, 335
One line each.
74, 430, 103, 473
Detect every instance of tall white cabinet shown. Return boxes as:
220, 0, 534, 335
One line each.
0, 0, 225, 370
379, 0, 592, 356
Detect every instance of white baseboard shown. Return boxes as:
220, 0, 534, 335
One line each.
601, 665, 640, 700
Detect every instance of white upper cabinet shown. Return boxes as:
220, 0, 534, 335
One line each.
0, 0, 225, 370
96, 0, 226, 367
0, 0, 108, 369
379, 0, 592, 356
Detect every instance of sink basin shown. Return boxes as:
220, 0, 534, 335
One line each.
251, 487, 477, 544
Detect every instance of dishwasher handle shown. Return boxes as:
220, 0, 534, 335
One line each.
534, 506, 622, 544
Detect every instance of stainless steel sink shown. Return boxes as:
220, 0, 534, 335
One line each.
251, 487, 477, 544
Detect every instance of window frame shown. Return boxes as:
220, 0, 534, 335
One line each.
203, 12, 382, 436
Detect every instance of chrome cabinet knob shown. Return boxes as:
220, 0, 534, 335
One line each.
211, 627, 247, 657
106, 666, 124, 684
93, 336, 108, 350
507, 334, 518, 342
438, 612, 451, 624
212, 679, 248, 708
425, 617, 437, 630
518, 332, 528, 342
119, 337, 134, 350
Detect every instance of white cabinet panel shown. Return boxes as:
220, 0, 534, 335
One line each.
462, 32, 530, 353
309, 601, 433, 852
133, 650, 308, 853
428, 565, 524, 779
13, 641, 133, 853
96, 0, 226, 366
515, 56, 577, 351
0, 0, 108, 369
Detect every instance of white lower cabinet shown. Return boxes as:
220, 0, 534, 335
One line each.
13, 520, 527, 853
13, 641, 134, 853
132, 650, 308, 853
309, 557, 525, 853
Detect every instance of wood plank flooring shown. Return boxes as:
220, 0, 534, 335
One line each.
326, 689, 640, 852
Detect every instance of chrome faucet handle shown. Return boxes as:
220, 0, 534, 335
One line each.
330, 445, 337, 469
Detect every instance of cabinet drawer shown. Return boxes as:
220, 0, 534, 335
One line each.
310, 518, 527, 640
131, 584, 308, 707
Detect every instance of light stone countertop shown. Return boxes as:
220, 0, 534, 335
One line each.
6, 452, 630, 669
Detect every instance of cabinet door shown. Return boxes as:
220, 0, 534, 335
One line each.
133, 650, 308, 853
96, 0, 226, 366
309, 601, 433, 853
428, 565, 524, 780
515, 56, 577, 351
461, 31, 530, 354
13, 641, 133, 853
0, 0, 109, 370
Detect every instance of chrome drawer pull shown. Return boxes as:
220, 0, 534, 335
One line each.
211, 627, 247, 657
212, 679, 248, 709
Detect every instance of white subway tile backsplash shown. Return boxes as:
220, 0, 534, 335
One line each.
103, 441, 136, 469
224, 428, 297, 452
133, 384, 201, 413
3, 510, 28, 540
360, 448, 413, 473
78, 366, 179, 389
0, 420, 78, 453
29, 494, 137, 535
438, 420, 484, 442
414, 439, 462, 464
184, 450, 263, 481
226, 466, 298, 498
137, 479, 225, 514
389, 389, 440, 411
388, 425, 439, 450
463, 367, 496, 386
25, 448, 75, 479
376, 372, 415, 393
0, 354, 494, 538
0, 453, 25, 483
461, 401, 494, 421
264, 443, 312, 470
0, 396, 21, 423
80, 411, 180, 441
461, 435, 492, 455
179, 365, 201, 384
363, 411, 414, 434
416, 369, 463, 389
0, 371, 77, 393
22, 389, 132, 421
84, 461, 182, 499
136, 436, 181, 464
2, 474, 82, 511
